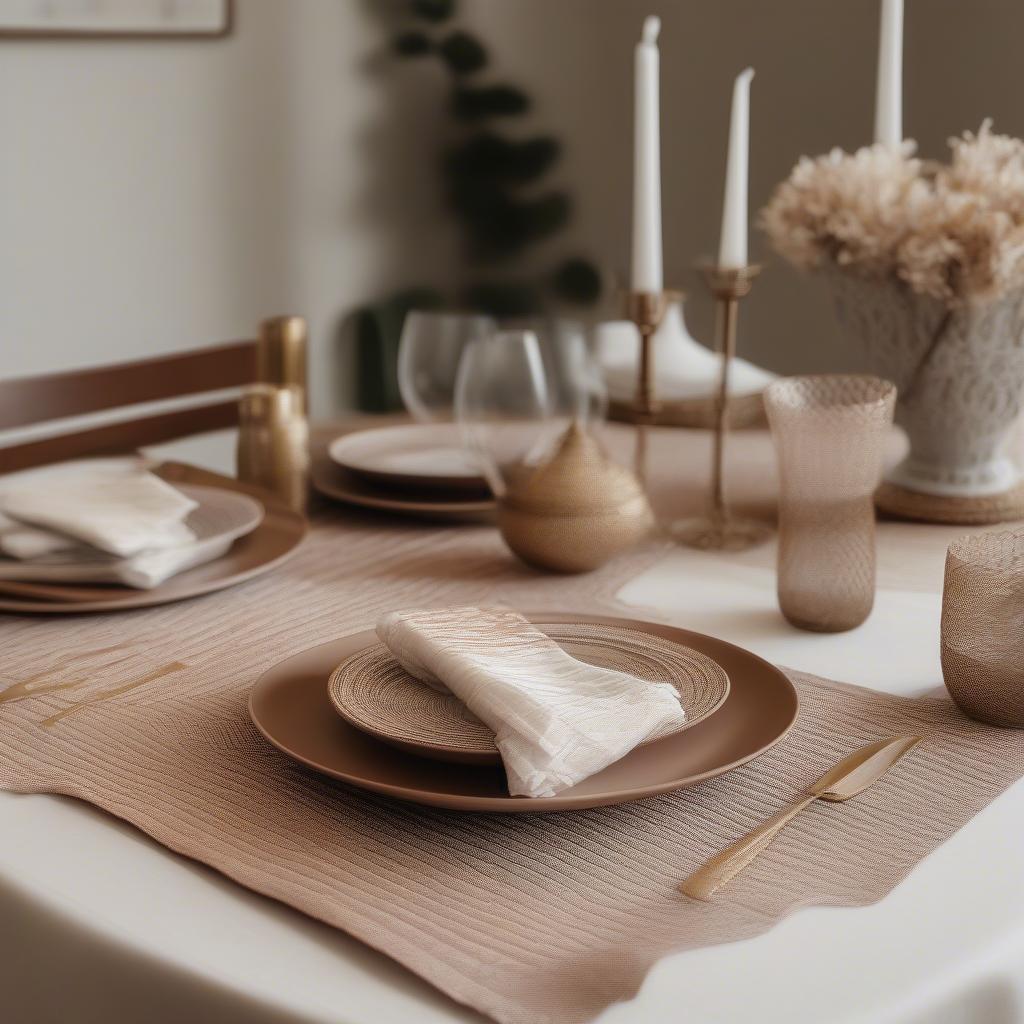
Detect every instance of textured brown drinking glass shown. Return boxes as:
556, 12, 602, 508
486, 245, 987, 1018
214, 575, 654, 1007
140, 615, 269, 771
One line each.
941, 529, 1024, 727
764, 375, 896, 632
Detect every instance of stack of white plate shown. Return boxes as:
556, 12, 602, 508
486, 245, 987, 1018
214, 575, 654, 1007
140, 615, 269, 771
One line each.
312, 424, 495, 522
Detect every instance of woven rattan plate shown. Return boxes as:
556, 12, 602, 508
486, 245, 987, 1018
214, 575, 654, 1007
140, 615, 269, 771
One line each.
327, 620, 731, 765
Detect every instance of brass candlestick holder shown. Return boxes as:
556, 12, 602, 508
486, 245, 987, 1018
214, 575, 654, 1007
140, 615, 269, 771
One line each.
673, 264, 772, 551
624, 289, 670, 482
625, 289, 668, 418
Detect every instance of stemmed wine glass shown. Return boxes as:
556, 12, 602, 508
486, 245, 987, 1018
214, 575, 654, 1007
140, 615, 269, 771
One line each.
454, 326, 607, 496
397, 311, 496, 422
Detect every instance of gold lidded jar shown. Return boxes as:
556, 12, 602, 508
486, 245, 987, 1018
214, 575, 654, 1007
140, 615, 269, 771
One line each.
497, 422, 653, 573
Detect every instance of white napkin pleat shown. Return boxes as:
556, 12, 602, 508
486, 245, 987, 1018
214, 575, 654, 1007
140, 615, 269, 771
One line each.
376, 607, 687, 798
0, 458, 197, 557
0, 535, 234, 589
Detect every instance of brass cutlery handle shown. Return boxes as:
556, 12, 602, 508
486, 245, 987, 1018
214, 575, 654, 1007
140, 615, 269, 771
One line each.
679, 794, 817, 900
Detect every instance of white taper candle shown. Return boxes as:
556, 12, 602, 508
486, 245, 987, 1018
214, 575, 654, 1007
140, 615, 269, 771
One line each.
874, 0, 904, 147
631, 15, 663, 293
717, 67, 754, 269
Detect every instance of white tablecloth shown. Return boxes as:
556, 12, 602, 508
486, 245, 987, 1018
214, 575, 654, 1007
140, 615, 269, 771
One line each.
4, 486, 1024, 1024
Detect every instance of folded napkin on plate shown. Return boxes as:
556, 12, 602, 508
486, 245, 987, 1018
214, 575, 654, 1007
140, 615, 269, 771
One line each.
376, 607, 687, 797
0, 534, 235, 589
0, 458, 197, 557
0, 516, 194, 561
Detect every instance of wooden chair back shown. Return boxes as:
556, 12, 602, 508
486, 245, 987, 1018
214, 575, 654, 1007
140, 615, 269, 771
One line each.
0, 318, 306, 473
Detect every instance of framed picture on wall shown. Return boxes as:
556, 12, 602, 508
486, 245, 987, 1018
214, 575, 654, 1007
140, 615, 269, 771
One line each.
0, 0, 232, 38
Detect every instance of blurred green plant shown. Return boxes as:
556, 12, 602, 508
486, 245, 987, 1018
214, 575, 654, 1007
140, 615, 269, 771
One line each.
391, 0, 602, 316
354, 0, 602, 411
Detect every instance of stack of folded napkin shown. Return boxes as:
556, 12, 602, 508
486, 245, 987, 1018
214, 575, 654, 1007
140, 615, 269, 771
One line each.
0, 458, 209, 589
377, 607, 687, 797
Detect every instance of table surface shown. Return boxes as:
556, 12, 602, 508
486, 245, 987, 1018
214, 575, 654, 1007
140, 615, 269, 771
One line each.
3, 423, 1024, 1024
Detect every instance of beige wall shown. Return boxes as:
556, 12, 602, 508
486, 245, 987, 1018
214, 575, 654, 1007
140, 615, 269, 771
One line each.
2, 0, 1023, 421
0, 0, 459, 419
0, 2, 291, 383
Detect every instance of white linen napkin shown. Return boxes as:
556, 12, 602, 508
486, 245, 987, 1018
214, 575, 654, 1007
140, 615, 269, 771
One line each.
376, 607, 687, 798
0, 458, 197, 557
0, 534, 234, 589
0, 518, 195, 560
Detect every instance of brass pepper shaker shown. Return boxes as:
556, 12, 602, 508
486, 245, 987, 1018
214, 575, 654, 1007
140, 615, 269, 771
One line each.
497, 422, 654, 573
257, 315, 308, 412
236, 384, 309, 511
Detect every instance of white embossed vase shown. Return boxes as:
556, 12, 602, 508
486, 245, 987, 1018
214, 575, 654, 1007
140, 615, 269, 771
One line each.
827, 269, 1024, 522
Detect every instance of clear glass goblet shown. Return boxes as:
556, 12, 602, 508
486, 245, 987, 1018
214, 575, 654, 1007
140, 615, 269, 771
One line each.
454, 329, 555, 496
397, 311, 496, 422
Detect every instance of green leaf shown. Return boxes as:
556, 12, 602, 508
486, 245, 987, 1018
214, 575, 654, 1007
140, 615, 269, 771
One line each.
445, 133, 559, 185
438, 31, 487, 75
520, 192, 571, 241
552, 258, 603, 305
452, 85, 530, 119
507, 137, 560, 180
450, 189, 572, 259
412, 0, 455, 22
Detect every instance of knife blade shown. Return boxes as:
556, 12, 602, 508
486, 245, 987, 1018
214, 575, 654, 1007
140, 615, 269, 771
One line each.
812, 735, 922, 801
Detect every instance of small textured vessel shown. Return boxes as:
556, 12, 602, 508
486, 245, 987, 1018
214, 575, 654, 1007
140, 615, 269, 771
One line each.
497, 422, 654, 573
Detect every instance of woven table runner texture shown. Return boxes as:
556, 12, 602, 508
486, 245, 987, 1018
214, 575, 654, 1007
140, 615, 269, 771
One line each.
2, 458, 1024, 1024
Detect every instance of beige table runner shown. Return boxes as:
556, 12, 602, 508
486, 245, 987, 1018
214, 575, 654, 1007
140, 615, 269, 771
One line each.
2, 427, 1023, 1024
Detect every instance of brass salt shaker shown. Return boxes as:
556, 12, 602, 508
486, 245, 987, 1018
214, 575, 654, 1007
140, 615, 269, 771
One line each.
236, 384, 309, 511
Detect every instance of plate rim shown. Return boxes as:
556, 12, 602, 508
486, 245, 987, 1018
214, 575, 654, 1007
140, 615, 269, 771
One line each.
327, 424, 488, 491
0, 482, 266, 594
311, 457, 495, 517
0, 463, 307, 614
248, 612, 800, 813
325, 623, 732, 763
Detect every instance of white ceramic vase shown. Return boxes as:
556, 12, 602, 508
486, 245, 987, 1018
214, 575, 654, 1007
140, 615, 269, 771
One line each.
827, 270, 1024, 497
595, 297, 776, 403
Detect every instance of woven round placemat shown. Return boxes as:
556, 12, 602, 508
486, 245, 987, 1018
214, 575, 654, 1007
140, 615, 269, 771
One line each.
327, 620, 730, 765
875, 480, 1024, 526
608, 392, 766, 429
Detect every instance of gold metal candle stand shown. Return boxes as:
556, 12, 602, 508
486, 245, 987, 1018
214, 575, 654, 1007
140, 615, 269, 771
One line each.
624, 289, 669, 482
625, 290, 668, 419
672, 264, 772, 551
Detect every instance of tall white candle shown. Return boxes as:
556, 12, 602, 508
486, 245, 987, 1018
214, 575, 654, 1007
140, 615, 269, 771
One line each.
874, 0, 903, 147
718, 67, 754, 269
631, 15, 663, 293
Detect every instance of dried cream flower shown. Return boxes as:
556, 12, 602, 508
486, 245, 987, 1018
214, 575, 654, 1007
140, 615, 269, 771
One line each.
761, 124, 1024, 303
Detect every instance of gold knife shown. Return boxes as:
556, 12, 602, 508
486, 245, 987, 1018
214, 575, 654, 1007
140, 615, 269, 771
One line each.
680, 735, 922, 900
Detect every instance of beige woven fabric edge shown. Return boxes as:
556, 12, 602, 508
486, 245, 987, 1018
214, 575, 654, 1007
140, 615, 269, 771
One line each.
2, 429, 1023, 1024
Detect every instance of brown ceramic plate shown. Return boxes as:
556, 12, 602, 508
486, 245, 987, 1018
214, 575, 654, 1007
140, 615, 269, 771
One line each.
328, 424, 489, 493
310, 452, 494, 523
249, 613, 799, 813
326, 621, 731, 765
0, 462, 307, 614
